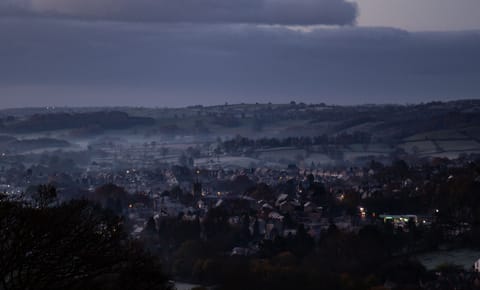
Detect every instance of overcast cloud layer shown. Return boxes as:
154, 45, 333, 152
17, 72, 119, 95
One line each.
0, 19, 479, 108
0, 0, 358, 25
354, 0, 480, 31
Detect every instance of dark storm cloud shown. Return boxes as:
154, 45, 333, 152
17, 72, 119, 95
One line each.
0, 0, 358, 25
0, 19, 479, 107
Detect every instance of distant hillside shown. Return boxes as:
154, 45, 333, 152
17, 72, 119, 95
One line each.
0, 111, 155, 133
1, 100, 480, 161
0, 137, 70, 153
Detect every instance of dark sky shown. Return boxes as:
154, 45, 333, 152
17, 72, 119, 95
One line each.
0, 0, 479, 108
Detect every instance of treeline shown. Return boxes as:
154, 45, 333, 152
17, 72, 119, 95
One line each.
0, 189, 172, 290
147, 210, 449, 290
1, 111, 154, 133
364, 158, 480, 225
219, 132, 372, 153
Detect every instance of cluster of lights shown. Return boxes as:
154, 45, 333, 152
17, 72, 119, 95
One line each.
359, 207, 366, 218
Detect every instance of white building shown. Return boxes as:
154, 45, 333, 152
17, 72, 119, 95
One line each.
474, 258, 480, 272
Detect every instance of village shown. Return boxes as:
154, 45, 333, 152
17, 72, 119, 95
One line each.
1, 102, 480, 289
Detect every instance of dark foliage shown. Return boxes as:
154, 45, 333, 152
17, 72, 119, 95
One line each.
0, 198, 172, 290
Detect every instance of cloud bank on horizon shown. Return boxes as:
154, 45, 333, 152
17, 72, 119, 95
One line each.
0, 0, 358, 25
0, 19, 479, 108
0, 0, 479, 108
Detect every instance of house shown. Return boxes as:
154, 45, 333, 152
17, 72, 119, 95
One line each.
279, 200, 295, 214
157, 196, 186, 217
474, 258, 480, 272
231, 246, 258, 256
231, 247, 251, 256
275, 193, 289, 207
378, 214, 418, 229
303, 201, 316, 213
